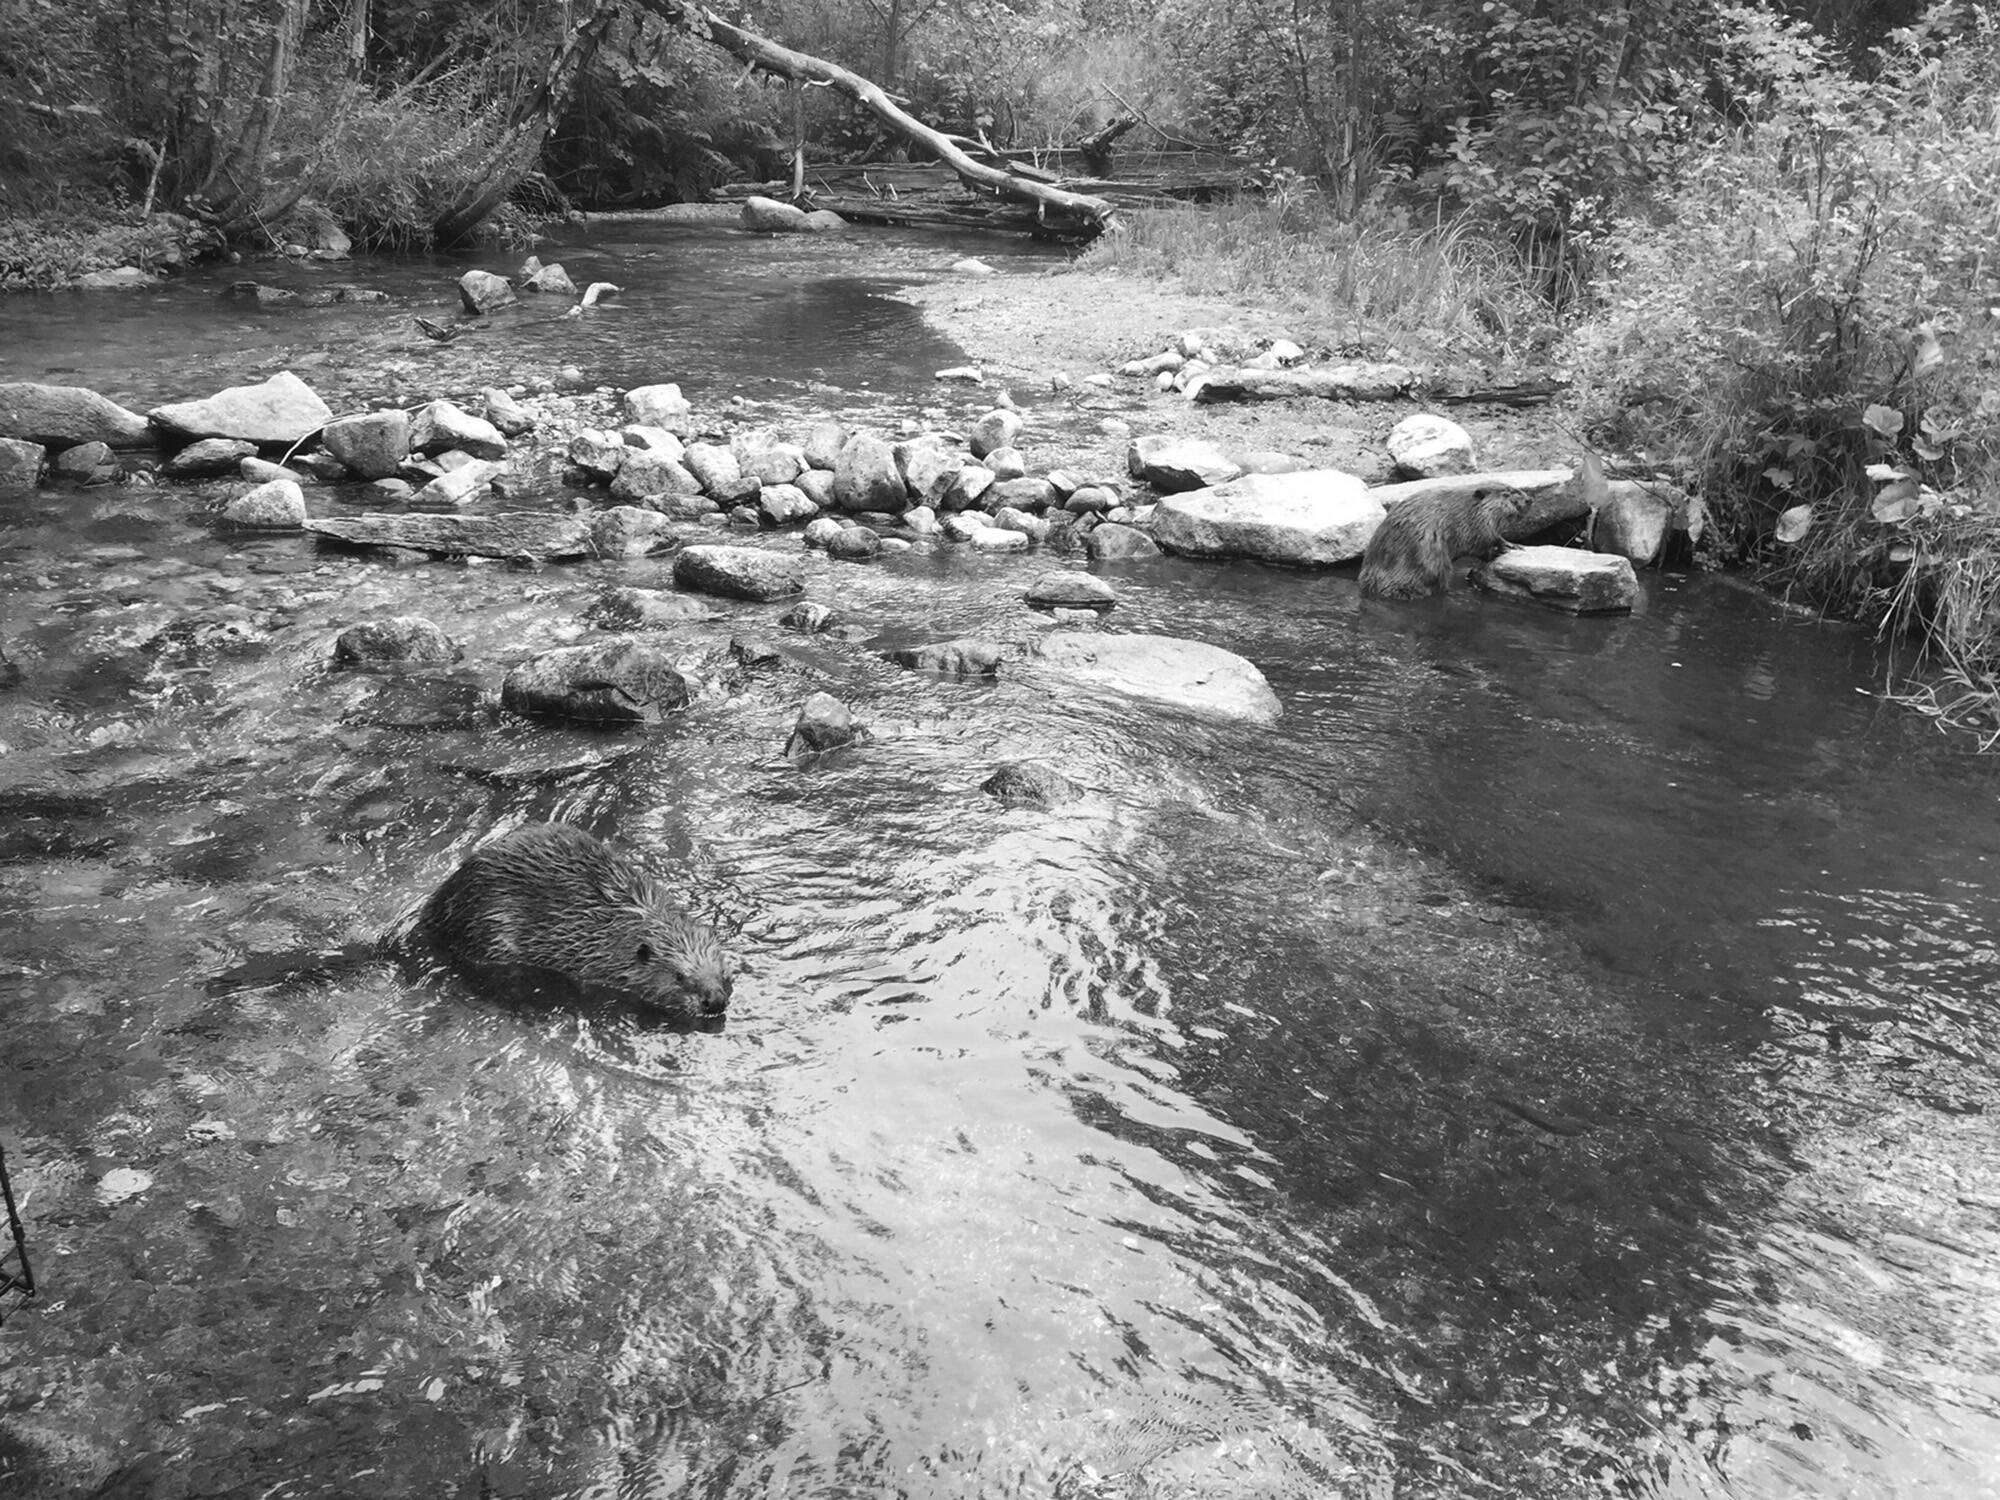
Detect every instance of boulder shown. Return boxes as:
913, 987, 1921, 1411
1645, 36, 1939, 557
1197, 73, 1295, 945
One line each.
969, 408, 1023, 459
568, 429, 628, 480
992, 506, 1050, 542
683, 442, 741, 492
941, 511, 992, 542
410, 399, 507, 460
1028, 632, 1281, 723
1126, 435, 1244, 493
802, 517, 847, 549
239, 457, 305, 485
894, 434, 961, 507
1065, 485, 1119, 516
458, 270, 516, 314
161, 438, 257, 479
410, 463, 497, 509
780, 601, 838, 633
332, 616, 458, 666
590, 505, 680, 558
520, 262, 577, 295
1154, 471, 1381, 566
785, 691, 860, 757
801, 209, 848, 233
983, 446, 1027, 480
827, 525, 881, 562
481, 388, 537, 437
742, 196, 812, 233
803, 422, 847, 470
673, 544, 806, 601
623, 384, 693, 432
833, 433, 906, 513
738, 443, 806, 486
500, 640, 690, 724
941, 465, 995, 513
220, 478, 307, 528
1386, 413, 1476, 478
53, 441, 121, 483
0, 436, 46, 489
982, 763, 1082, 808
621, 425, 684, 458
890, 638, 1004, 676
0, 382, 151, 448
610, 450, 702, 504
1474, 545, 1639, 614
1024, 571, 1117, 612
149, 371, 332, 447
969, 527, 1030, 553
758, 483, 817, 526
986, 477, 1057, 513
1591, 480, 1677, 566
321, 411, 416, 483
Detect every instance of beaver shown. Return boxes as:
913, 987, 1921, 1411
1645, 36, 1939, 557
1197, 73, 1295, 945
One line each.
413, 824, 732, 1016
1359, 486, 1532, 600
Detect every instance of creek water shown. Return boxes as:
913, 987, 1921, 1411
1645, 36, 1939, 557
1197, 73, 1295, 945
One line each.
2, 218, 1999, 1499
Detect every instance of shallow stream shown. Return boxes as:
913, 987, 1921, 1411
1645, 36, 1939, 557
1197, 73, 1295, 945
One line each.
2, 218, 1998, 1499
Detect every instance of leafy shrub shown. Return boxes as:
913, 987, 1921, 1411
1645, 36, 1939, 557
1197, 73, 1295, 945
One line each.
1569, 1, 2000, 730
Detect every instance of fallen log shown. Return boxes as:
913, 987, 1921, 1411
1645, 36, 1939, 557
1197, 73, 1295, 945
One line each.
304, 512, 596, 560
1191, 364, 1421, 404
1190, 363, 1573, 407
639, 0, 1115, 239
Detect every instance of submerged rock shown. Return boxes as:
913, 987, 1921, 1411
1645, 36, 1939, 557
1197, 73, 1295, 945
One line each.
890, 638, 1004, 677
1028, 631, 1282, 723
220, 478, 307, 529
981, 762, 1082, 808
333, 616, 459, 667
673, 544, 806, 601
500, 640, 691, 724
784, 691, 860, 758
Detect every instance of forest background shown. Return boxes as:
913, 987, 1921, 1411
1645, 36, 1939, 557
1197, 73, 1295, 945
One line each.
2, 0, 1998, 732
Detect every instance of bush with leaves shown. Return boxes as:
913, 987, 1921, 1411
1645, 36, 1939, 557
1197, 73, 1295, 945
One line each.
1570, 1, 2000, 730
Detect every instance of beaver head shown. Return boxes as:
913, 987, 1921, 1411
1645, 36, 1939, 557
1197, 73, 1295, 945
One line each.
584, 894, 734, 1017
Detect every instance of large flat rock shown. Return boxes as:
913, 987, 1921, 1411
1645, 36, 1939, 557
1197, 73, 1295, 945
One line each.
0, 382, 152, 448
148, 371, 333, 447
1028, 631, 1282, 723
1474, 545, 1639, 613
303, 512, 594, 559
1154, 470, 1381, 565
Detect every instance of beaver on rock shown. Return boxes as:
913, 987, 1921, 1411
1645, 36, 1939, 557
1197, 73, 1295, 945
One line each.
413, 824, 733, 1016
1359, 486, 1531, 599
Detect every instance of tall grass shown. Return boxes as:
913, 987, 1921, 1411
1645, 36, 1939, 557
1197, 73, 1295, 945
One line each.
1076, 190, 1551, 362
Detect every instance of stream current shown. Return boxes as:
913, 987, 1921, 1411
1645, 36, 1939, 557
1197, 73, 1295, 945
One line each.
2, 218, 1998, 1499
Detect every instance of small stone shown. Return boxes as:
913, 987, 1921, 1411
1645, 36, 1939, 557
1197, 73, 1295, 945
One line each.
1024, 571, 1117, 612
220, 478, 307, 528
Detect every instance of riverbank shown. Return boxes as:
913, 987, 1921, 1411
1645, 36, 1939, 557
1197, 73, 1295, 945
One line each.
890, 264, 1585, 489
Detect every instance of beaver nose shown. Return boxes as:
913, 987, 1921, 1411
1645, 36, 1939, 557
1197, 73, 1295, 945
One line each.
698, 973, 733, 1015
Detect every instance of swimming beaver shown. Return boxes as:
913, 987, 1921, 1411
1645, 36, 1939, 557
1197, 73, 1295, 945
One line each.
414, 824, 733, 1016
1359, 486, 1531, 600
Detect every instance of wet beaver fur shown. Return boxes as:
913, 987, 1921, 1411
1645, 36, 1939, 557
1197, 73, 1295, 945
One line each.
415, 824, 732, 1016
1359, 486, 1531, 600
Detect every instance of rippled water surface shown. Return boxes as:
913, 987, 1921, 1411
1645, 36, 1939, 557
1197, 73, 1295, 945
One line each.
2, 219, 1999, 1499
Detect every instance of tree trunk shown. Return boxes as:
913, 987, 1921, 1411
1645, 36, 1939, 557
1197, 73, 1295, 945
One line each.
430, 0, 619, 246
638, 0, 1115, 237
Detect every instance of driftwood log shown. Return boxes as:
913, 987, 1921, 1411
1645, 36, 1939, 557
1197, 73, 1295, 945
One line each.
639, 0, 1115, 239
1191, 364, 1572, 408
304, 513, 595, 559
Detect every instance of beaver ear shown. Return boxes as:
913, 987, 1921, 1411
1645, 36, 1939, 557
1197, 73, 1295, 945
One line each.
635, 941, 655, 965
